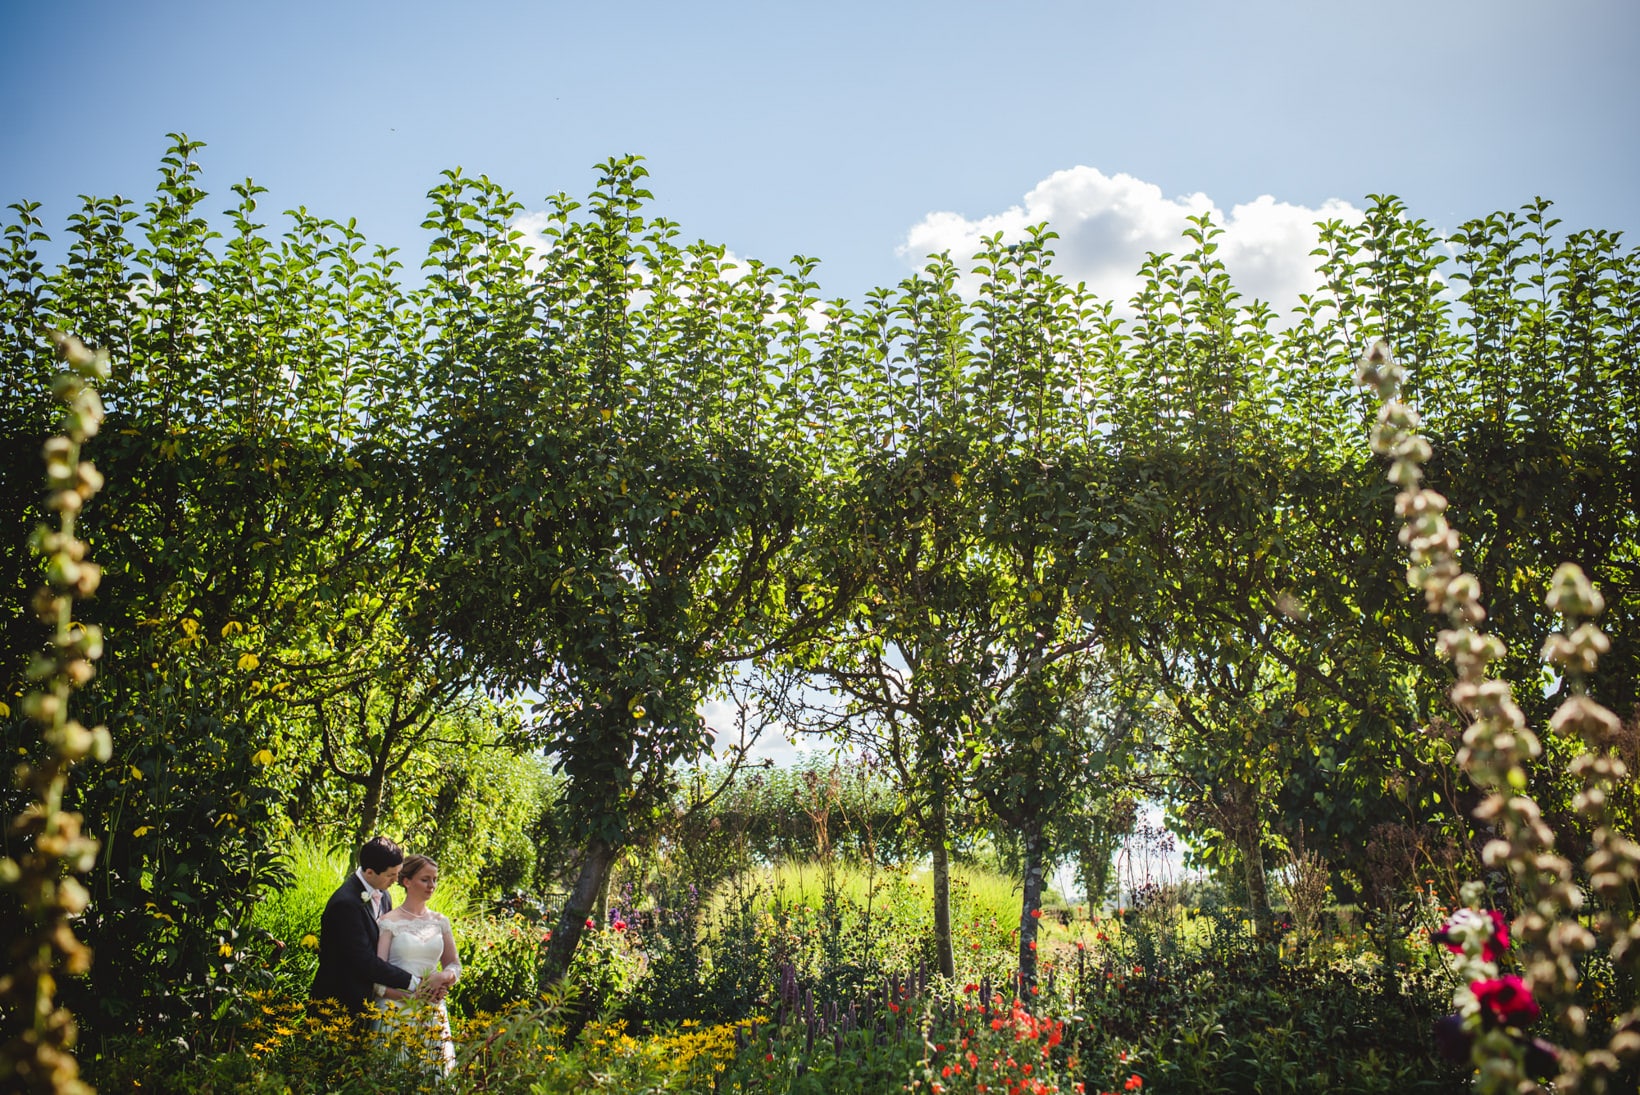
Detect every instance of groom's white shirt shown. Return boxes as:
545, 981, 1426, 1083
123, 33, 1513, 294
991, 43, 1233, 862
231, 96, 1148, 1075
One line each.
355, 868, 386, 917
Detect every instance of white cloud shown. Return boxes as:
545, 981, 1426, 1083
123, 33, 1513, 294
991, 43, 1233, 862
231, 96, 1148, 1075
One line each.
899, 167, 1362, 316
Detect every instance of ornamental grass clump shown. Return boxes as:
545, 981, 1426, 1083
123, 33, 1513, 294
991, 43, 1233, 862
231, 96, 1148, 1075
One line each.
1357, 339, 1640, 1093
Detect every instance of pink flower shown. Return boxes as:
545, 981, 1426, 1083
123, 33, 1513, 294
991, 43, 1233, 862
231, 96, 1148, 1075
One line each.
1436, 909, 1511, 961
1478, 909, 1510, 960
1472, 974, 1540, 1027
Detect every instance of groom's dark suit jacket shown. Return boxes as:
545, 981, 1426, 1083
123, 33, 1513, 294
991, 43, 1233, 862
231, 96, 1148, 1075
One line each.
309, 873, 414, 1014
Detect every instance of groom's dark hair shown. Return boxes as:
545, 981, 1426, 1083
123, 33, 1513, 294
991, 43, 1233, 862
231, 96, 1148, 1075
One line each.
358, 835, 405, 872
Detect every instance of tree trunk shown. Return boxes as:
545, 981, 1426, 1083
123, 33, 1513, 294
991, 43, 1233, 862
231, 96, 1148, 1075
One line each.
1238, 817, 1272, 935
594, 860, 612, 927
931, 795, 955, 979
1018, 823, 1048, 998
355, 760, 387, 848
540, 834, 617, 987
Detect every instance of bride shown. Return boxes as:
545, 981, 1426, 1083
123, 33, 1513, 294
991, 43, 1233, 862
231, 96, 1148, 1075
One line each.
376, 854, 461, 1074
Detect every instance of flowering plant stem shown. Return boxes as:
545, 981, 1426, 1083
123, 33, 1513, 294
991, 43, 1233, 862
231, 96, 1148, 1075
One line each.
0, 330, 113, 1095
1357, 339, 1640, 1093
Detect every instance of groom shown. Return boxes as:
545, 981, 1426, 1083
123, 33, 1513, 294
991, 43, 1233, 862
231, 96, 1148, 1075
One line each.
310, 835, 420, 1014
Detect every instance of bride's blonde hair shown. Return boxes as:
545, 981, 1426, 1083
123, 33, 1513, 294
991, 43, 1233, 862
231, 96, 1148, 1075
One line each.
398, 854, 436, 886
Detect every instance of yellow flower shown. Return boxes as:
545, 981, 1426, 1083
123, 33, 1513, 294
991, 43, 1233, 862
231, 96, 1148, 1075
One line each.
219, 943, 234, 957
301, 933, 319, 949
237, 652, 260, 671
252, 748, 274, 766
132, 825, 152, 837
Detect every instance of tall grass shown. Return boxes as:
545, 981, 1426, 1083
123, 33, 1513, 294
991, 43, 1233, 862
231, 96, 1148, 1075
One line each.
760, 859, 1033, 927
252, 837, 475, 948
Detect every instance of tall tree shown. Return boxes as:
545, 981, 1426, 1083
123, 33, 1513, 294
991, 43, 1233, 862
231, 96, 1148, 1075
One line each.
1, 137, 453, 1034
412, 159, 843, 982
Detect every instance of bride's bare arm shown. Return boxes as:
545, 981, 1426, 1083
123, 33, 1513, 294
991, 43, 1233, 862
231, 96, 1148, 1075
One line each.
439, 916, 461, 980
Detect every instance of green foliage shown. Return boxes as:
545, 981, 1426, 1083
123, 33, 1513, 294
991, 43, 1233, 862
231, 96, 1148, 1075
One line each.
4, 133, 1638, 1082
0, 136, 435, 1041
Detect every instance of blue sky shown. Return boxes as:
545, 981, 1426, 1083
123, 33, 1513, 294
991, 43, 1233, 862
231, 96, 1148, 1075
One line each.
5, 0, 1636, 307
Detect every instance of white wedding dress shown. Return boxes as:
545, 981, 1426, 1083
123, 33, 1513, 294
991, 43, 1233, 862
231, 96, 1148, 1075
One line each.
380, 913, 456, 1075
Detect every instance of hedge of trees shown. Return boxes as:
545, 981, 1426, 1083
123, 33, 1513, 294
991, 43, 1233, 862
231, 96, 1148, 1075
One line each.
2, 137, 1636, 1055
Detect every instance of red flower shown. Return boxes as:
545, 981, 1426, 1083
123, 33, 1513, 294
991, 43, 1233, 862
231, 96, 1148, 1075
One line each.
584, 917, 595, 929
1125, 1075, 1144, 1091
1030, 908, 1042, 919
613, 919, 627, 932
1472, 974, 1540, 1027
